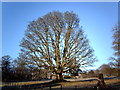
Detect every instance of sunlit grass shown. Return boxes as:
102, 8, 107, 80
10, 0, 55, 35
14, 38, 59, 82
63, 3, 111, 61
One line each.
1, 78, 120, 88
105, 79, 120, 85
55, 79, 120, 88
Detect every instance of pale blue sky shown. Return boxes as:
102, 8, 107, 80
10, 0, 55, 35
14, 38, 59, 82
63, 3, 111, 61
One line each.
2, 2, 118, 69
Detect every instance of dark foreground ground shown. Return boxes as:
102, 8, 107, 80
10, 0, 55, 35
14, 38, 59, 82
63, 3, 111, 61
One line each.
1, 77, 120, 90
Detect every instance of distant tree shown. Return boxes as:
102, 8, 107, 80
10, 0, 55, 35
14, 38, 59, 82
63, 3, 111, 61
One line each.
30, 67, 48, 80
2, 55, 12, 81
108, 62, 120, 76
109, 24, 120, 76
14, 57, 49, 80
87, 70, 95, 77
13, 59, 31, 80
99, 64, 112, 77
19, 11, 97, 81
94, 69, 100, 77
71, 68, 82, 78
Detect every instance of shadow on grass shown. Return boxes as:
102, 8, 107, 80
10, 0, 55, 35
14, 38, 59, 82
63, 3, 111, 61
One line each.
2, 80, 62, 90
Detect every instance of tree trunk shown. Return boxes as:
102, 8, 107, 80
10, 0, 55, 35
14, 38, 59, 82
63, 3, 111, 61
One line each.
55, 73, 63, 81
58, 73, 63, 81
56, 74, 59, 80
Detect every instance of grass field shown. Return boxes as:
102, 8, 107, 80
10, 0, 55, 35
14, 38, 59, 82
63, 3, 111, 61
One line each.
1, 80, 52, 87
1, 78, 120, 90
57, 78, 120, 88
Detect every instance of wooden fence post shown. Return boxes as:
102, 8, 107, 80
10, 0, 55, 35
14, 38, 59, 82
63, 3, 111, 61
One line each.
97, 73, 107, 88
60, 85, 62, 90
75, 85, 77, 90
49, 85, 51, 90
41, 84, 43, 90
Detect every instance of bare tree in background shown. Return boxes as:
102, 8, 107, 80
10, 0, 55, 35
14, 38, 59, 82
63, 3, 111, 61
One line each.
99, 64, 112, 77
109, 24, 120, 76
19, 11, 97, 81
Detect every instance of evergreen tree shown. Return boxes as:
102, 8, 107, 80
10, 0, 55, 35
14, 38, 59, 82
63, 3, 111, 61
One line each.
2, 55, 12, 81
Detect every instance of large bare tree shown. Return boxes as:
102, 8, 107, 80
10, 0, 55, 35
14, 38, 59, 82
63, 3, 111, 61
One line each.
19, 11, 96, 81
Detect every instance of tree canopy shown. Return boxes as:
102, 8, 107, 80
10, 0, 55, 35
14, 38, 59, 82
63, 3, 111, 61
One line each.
18, 11, 97, 81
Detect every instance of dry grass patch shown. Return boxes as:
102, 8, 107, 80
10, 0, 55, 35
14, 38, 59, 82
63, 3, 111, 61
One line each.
105, 79, 120, 85
55, 79, 120, 88
57, 81, 97, 88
